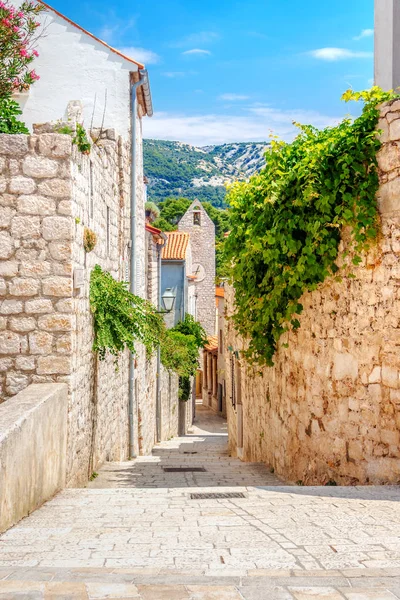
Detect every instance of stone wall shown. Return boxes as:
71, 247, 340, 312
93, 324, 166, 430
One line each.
0, 132, 74, 398
67, 128, 132, 485
225, 100, 400, 486
0, 113, 147, 486
178, 201, 215, 335
0, 383, 67, 533
142, 228, 179, 452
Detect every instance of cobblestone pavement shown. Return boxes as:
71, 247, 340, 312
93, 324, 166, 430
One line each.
2, 406, 400, 598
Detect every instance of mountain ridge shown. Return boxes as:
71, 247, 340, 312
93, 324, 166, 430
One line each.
143, 139, 269, 207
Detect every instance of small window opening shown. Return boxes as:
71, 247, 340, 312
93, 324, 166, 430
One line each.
193, 211, 201, 226
89, 161, 94, 219
106, 206, 110, 256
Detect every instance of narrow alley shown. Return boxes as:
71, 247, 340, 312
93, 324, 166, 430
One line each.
2, 407, 400, 599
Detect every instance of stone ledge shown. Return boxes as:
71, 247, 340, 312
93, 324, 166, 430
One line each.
0, 383, 68, 534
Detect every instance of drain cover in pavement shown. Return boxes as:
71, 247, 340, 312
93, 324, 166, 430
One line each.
190, 492, 246, 499
163, 467, 206, 472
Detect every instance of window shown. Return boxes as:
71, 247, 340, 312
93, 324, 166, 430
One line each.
219, 329, 223, 354
193, 211, 201, 226
106, 206, 110, 256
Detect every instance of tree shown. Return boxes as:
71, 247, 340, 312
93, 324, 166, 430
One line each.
152, 197, 191, 230
0, 0, 45, 133
0, 0, 44, 98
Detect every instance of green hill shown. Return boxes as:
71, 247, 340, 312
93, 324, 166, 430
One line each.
143, 139, 269, 207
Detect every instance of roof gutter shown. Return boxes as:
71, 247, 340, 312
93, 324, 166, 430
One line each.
138, 69, 153, 117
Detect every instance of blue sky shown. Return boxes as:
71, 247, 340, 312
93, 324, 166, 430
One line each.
56, 0, 373, 146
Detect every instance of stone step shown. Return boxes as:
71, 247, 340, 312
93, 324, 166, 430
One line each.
2, 569, 400, 599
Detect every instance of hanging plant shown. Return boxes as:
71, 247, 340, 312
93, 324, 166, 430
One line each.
89, 265, 164, 359
83, 227, 97, 252
224, 87, 399, 367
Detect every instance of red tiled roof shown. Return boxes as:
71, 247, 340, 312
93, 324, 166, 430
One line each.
38, 1, 145, 69
215, 286, 224, 298
204, 335, 218, 353
145, 224, 162, 235
162, 232, 190, 260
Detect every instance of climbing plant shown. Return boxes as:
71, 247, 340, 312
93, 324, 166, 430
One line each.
161, 315, 207, 401
90, 265, 164, 359
224, 87, 399, 367
90, 266, 207, 400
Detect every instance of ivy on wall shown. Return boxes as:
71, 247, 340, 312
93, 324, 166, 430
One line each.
90, 267, 206, 401
224, 88, 399, 367
161, 315, 207, 400
90, 265, 164, 359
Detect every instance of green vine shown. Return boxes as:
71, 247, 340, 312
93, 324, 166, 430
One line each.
89, 267, 206, 399
0, 97, 28, 134
56, 122, 91, 154
73, 123, 91, 154
89, 265, 164, 360
161, 315, 207, 401
224, 87, 399, 367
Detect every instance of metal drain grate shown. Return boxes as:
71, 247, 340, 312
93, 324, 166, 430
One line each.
163, 467, 206, 472
190, 492, 247, 500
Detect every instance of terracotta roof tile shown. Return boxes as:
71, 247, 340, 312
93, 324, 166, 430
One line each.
162, 232, 190, 260
204, 335, 218, 353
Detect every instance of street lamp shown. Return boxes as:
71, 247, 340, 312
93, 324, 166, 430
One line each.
161, 288, 176, 313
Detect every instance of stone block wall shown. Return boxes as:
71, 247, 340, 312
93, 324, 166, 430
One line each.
178, 201, 215, 335
225, 100, 400, 486
0, 115, 147, 486
0, 133, 74, 398
67, 129, 131, 485
142, 229, 179, 452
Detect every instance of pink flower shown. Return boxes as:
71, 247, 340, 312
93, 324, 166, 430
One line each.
17, 11, 23, 17
19, 47, 28, 57
1, 17, 11, 26
32, 49, 38, 57
29, 69, 40, 81
13, 25, 19, 32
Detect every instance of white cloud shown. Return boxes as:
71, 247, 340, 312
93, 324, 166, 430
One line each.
309, 47, 373, 61
172, 31, 219, 47
99, 25, 116, 44
117, 46, 160, 65
219, 94, 250, 101
182, 49, 211, 56
162, 71, 186, 78
143, 107, 340, 147
354, 28, 374, 40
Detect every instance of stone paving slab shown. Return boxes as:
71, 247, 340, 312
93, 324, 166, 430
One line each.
2, 576, 400, 599
2, 407, 400, 598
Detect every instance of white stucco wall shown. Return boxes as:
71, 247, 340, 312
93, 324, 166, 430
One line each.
12, 3, 137, 139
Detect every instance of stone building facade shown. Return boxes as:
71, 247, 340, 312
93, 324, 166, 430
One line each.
0, 111, 154, 486
178, 201, 215, 336
202, 286, 226, 416
143, 225, 179, 452
225, 100, 400, 486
